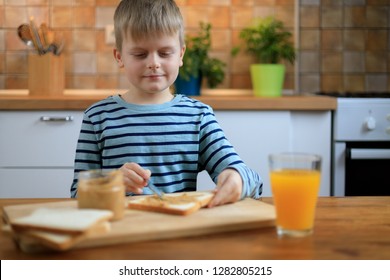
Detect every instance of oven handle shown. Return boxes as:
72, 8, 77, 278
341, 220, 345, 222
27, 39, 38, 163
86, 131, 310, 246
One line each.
349, 148, 390, 160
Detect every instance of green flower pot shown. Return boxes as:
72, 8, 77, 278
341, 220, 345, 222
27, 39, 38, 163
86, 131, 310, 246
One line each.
250, 64, 285, 97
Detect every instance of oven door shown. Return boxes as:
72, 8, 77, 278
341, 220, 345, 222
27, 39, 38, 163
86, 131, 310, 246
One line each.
344, 142, 390, 196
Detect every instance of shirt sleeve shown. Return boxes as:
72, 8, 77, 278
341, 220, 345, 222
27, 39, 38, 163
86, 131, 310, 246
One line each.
70, 114, 102, 198
198, 106, 263, 199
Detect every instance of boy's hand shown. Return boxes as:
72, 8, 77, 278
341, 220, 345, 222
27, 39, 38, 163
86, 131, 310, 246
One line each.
208, 168, 243, 208
120, 162, 151, 194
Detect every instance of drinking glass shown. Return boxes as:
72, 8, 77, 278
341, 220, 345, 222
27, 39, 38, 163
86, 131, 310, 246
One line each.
268, 153, 321, 237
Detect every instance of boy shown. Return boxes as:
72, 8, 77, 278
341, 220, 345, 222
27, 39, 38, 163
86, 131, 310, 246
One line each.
70, 0, 262, 207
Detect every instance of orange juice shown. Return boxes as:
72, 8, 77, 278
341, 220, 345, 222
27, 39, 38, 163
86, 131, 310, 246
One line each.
270, 169, 321, 231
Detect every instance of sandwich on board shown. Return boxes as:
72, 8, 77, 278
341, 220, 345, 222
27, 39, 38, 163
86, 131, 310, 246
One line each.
127, 191, 214, 215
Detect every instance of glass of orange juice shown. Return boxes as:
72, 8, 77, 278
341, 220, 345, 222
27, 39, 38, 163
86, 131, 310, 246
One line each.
269, 153, 321, 237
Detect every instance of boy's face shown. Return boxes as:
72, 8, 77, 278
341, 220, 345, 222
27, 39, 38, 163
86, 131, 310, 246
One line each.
114, 32, 185, 98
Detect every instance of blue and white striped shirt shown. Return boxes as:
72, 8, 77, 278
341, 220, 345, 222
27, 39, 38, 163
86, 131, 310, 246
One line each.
70, 94, 262, 199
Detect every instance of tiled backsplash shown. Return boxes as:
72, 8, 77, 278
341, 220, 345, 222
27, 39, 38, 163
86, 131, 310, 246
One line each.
0, 0, 389, 93
299, 0, 390, 93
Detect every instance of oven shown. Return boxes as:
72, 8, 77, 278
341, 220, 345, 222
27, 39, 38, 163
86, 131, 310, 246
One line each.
316, 92, 390, 196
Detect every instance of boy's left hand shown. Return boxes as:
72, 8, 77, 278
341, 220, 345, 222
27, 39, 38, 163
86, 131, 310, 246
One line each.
207, 168, 242, 208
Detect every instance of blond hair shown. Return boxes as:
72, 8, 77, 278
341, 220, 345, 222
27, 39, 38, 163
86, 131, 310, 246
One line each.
114, 0, 184, 52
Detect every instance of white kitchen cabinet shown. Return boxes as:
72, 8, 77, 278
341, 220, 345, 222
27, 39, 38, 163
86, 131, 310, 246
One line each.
0, 169, 74, 198
197, 111, 332, 197
0, 111, 84, 198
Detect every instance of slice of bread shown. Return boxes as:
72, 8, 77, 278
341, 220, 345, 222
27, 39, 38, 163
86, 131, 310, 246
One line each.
127, 191, 214, 215
10, 207, 113, 234
3, 221, 111, 252
20, 221, 111, 251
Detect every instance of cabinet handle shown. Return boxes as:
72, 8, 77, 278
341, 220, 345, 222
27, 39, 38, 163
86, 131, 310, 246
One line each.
349, 148, 390, 160
40, 116, 74, 122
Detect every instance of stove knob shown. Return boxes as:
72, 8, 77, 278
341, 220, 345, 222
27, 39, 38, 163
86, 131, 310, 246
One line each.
365, 116, 376, 130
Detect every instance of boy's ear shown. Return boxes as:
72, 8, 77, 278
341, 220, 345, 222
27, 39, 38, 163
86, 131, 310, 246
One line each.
113, 48, 124, 68
179, 45, 186, 67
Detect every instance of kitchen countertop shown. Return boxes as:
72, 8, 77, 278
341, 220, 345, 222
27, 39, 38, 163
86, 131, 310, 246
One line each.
1, 196, 389, 260
0, 89, 337, 111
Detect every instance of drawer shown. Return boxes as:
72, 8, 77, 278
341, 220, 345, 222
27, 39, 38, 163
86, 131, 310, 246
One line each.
0, 168, 73, 198
0, 111, 83, 167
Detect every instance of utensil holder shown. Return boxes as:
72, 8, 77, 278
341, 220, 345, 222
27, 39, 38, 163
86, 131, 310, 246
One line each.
28, 54, 65, 96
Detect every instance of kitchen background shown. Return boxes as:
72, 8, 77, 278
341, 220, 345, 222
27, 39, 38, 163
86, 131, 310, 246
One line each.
0, 0, 389, 94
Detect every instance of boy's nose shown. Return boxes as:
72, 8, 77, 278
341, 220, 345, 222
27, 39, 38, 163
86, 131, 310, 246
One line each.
148, 54, 161, 70
148, 63, 160, 70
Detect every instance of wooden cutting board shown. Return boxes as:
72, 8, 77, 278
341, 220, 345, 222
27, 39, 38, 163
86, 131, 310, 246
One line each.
3, 198, 275, 252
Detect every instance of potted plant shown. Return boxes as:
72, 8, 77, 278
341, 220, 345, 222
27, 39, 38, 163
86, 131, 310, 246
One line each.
175, 22, 226, 96
232, 16, 296, 97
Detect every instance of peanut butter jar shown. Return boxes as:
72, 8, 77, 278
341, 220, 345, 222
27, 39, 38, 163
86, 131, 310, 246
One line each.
77, 169, 126, 221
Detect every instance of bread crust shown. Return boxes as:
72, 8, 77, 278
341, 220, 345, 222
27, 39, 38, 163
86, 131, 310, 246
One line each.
14, 221, 111, 251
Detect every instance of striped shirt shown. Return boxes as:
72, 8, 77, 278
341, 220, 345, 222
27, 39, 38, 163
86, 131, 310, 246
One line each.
70, 94, 262, 199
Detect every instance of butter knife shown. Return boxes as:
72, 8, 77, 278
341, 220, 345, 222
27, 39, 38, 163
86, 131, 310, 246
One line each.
147, 181, 164, 199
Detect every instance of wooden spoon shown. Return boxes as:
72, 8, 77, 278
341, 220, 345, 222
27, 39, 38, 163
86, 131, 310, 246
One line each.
17, 24, 35, 49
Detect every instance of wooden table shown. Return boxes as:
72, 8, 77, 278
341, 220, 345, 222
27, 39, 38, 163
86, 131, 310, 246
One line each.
1, 197, 389, 260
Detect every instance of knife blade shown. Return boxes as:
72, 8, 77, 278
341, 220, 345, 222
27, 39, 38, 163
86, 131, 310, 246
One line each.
147, 181, 164, 199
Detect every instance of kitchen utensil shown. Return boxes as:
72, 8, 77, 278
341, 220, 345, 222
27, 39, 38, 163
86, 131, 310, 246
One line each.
17, 24, 35, 48
42, 32, 65, 56
39, 23, 60, 54
52, 33, 65, 56
17, 22, 61, 55
39, 23, 49, 49
147, 181, 164, 199
29, 17, 44, 55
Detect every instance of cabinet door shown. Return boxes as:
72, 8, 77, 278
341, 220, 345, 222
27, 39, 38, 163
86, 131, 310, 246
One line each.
0, 111, 83, 167
0, 168, 73, 198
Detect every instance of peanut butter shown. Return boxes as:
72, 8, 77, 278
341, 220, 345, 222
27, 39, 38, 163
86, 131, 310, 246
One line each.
78, 170, 125, 221
141, 193, 203, 207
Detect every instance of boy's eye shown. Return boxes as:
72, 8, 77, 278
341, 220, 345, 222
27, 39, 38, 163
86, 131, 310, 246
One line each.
159, 52, 172, 57
133, 53, 147, 58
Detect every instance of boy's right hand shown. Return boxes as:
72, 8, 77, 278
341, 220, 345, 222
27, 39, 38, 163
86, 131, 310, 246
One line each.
119, 162, 151, 194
